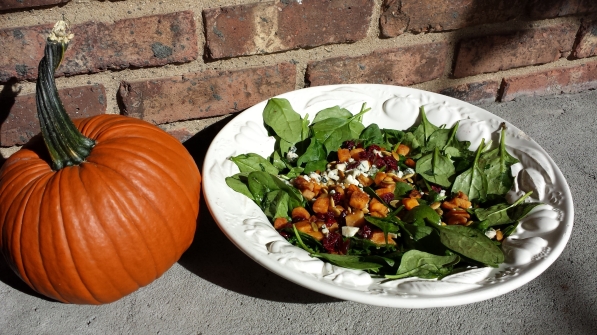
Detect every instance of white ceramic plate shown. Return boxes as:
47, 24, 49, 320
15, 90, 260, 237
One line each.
202, 84, 573, 308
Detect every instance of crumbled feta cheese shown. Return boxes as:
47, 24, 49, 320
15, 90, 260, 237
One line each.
397, 170, 404, 178
405, 168, 415, 175
309, 172, 321, 182
286, 148, 298, 162
357, 160, 371, 173
368, 165, 379, 177
301, 175, 310, 181
485, 228, 497, 239
373, 149, 382, 157
321, 225, 330, 235
348, 158, 355, 163
327, 169, 340, 181
336, 163, 346, 172
439, 189, 446, 197
345, 174, 359, 186
342, 226, 360, 237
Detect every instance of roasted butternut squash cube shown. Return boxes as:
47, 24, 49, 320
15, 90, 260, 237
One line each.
345, 209, 365, 227
402, 197, 419, 210
312, 194, 330, 214
350, 148, 365, 160
349, 190, 370, 209
273, 217, 289, 230
369, 198, 389, 216
337, 148, 351, 162
396, 144, 410, 156
291, 207, 311, 221
370, 230, 396, 245
294, 220, 313, 233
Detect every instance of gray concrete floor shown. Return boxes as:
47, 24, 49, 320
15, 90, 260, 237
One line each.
1, 90, 597, 334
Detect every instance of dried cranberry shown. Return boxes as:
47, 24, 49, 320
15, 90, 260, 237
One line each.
342, 140, 356, 150
358, 150, 372, 162
279, 231, 290, 239
332, 192, 343, 204
339, 239, 350, 255
315, 212, 336, 226
337, 210, 348, 226
366, 144, 382, 154
431, 185, 442, 193
346, 161, 360, 170
358, 224, 373, 239
380, 192, 394, 204
384, 156, 398, 171
322, 232, 343, 253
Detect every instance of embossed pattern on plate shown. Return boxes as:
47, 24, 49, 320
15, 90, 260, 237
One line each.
202, 84, 574, 308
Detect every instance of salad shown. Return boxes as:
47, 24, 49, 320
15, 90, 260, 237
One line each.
226, 98, 540, 280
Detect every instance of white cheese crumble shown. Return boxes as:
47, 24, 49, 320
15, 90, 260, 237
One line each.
342, 226, 360, 237
336, 163, 346, 172
286, 146, 298, 162
485, 228, 497, 239
356, 160, 371, 173
321, 225, 330, 235
309, 172, 321, 183
404, 168, 415, 175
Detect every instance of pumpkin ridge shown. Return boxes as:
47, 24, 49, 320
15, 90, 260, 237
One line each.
42, 170, 103, 304
5, 173, 52, 294
82, 159, 183, 259
77, 163, 161, 286
71, 167, 146, 302
87, 142, 199, 230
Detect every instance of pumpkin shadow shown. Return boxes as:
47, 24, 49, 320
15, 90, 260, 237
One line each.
178, 116, 339, 304
0, 255, 57, 303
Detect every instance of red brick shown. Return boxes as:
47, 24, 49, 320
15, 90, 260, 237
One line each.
500, 61, 597, 101
306, 42, 448, 87
204, 0, 374, 60
0, 0, 69, 11
572, 19, 597, 59
380, 0, 525, 38
453, 23, 578, 78
0, 84, 106, 147
164, 127, 194, 143
0, 11, 198, 83
528, 0, 597, 19
439, 80, 500, 104
118, 63, 296, 125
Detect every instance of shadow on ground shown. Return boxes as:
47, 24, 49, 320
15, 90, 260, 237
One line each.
178, 116, 338, 304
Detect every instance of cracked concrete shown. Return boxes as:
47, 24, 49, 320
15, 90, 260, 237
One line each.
1, 90, 597, 334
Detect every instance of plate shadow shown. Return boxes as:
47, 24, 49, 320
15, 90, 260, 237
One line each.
178, 116, 339, 304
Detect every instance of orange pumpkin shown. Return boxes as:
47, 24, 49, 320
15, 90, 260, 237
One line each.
0, 21, 201, 304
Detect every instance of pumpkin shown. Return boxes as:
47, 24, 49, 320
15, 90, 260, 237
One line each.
0, 21, 201, 304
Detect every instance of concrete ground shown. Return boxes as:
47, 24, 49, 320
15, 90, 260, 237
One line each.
1, 90, 596, 335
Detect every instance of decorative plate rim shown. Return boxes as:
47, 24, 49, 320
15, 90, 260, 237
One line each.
201, 84, 574, 308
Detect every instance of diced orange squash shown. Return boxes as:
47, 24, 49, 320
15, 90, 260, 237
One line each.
396, 144, 410, 156
370, 230, 396, 245
301, 189, 316, 201
375, 186, 395, 197
345, 210, 365, 227
374, 172, 387, 186
293, 177, 314, 191
294, 220, 313, 233
273, 217, 289, 229
357, 174, 374, 187
327, 222, 339, 233
291, 207, 311, 221
402, 197, 419, 210
306, 231, 324, 241
312, 194, 330, 214
337, 148, 351, 162
404, 158, 416, 168
346, 184, 360, 197
350, 148, 365, 160
369, 198, 389, 216
349, 190, 370, 209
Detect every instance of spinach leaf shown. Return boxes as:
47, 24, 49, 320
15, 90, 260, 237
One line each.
402, 205, 441, 225
474, 192, 540, 228
399, 222, 434, 241
416, 147, 455, 187
230, 153, 279, 175
304, 160, 328, 174
479, 124, 519, 196
262, 98, 304, 144
270, 150, 288, 171
424, 128, 451, 155
365, 216, 400, 244
451, 138, 488, 202
263, 190, 290, 220
382, 129, 405, 148
247, 171, 304, 209
281, 166, 304, 179
311, 103, 370, 153
296, 138, 327, 167
360, 123, 385, 147
311, 106, 353, 124
438, 225, 504, 267
225, 173, 254, 200
312, 253, 384, 271
411, 106, 439, 149
394, 181, 414, 198
385, 250, 459, 279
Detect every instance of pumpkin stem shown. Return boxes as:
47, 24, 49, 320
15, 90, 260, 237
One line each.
36, 20, 95, 170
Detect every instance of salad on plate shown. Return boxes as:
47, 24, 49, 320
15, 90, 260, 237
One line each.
225, 98, 540, 280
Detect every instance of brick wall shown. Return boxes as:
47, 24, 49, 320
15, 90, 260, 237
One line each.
0, 0, 596, 154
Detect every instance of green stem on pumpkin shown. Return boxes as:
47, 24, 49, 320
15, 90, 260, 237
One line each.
36, 20, 95, 171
